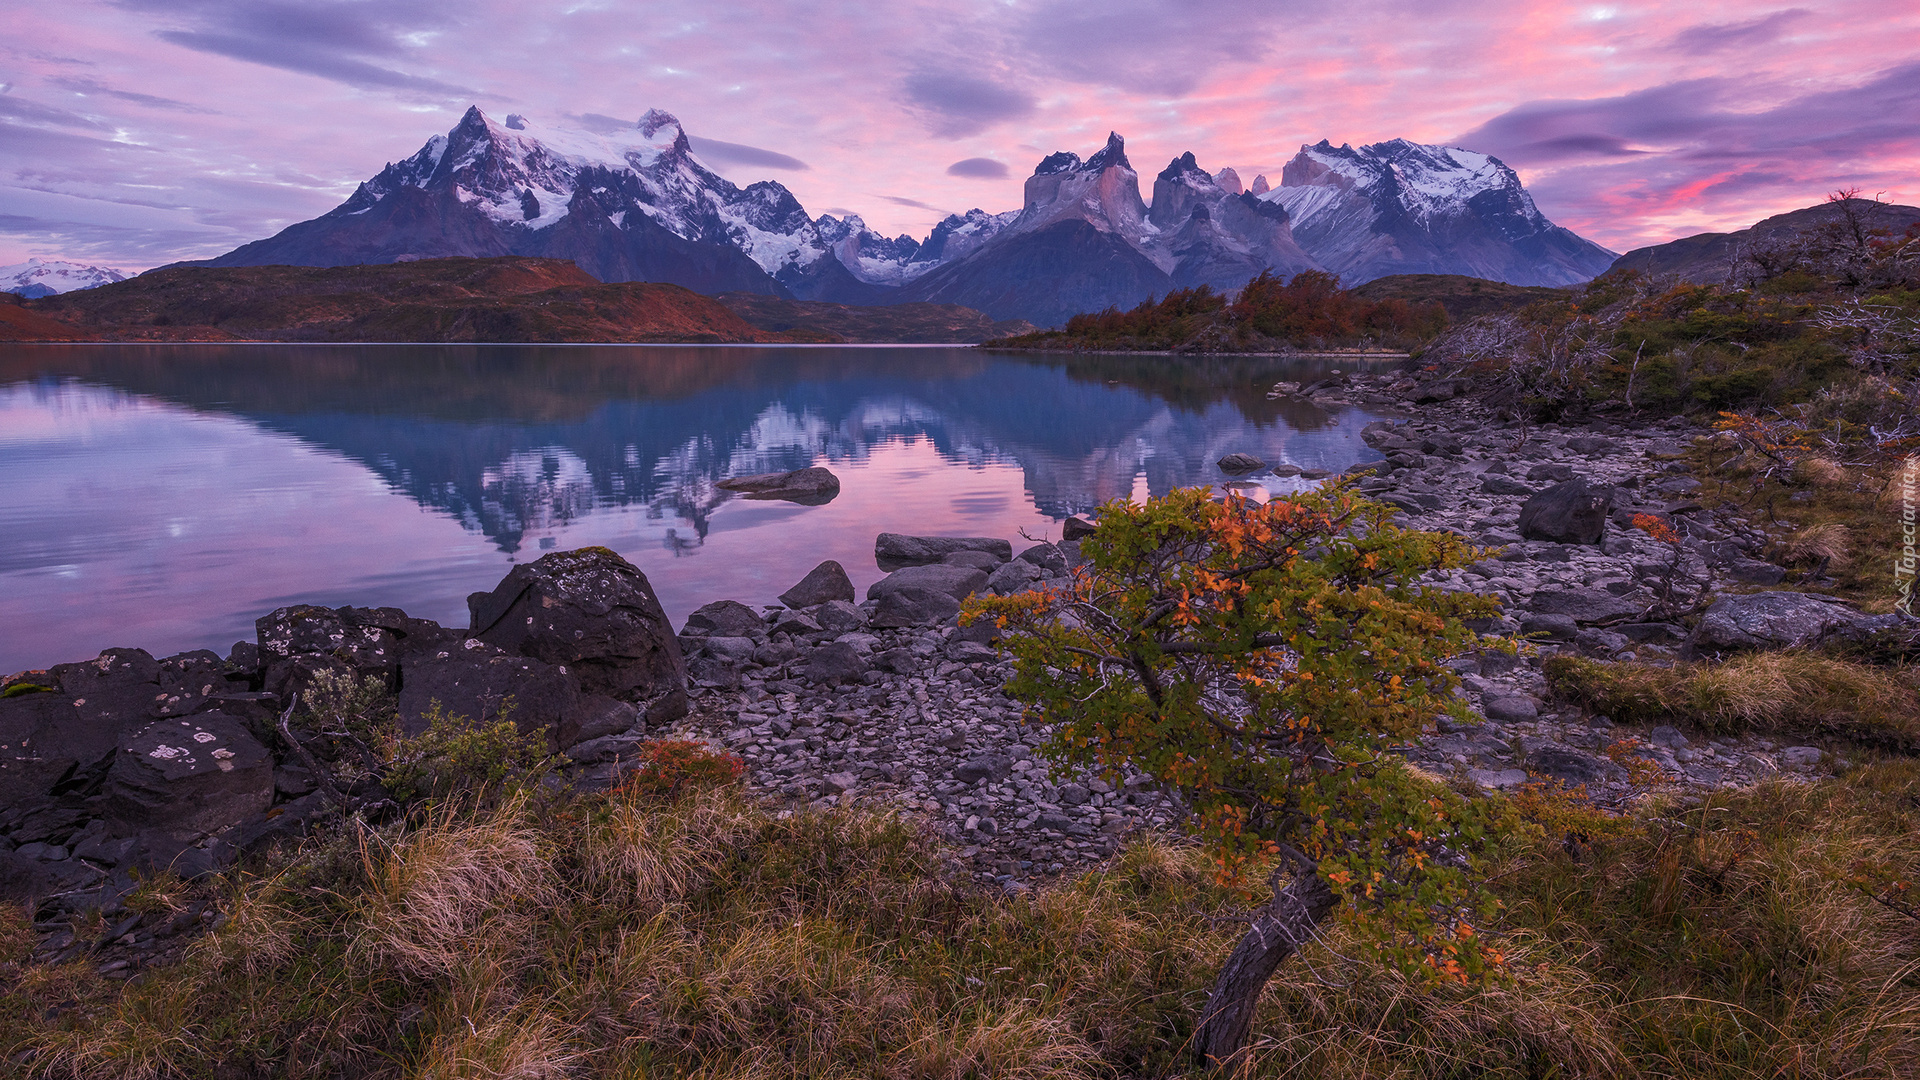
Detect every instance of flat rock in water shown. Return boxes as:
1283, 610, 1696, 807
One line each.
1061, 516, 1097, 540
715, 466, 840, 505
778, 560, 856, 608
1217, 452, 1266, 474
875, 533, 1013, 570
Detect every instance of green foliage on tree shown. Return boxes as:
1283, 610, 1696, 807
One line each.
965, 485, 1511, 1068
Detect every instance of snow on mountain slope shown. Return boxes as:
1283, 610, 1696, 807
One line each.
1, 259, 129, 297
1260, 139, 1615, 286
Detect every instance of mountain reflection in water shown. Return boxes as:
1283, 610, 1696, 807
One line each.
0, 344, 1391, 672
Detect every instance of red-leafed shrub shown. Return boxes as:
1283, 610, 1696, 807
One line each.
616, 738, 747, 802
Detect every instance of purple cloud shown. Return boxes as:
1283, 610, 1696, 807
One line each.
1668, 9, 1811, 55
946, 157, 1008, 179
688, 137, 808, 172
902, 69, 1036, 137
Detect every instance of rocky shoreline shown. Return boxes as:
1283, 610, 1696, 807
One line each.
6, 365, 1905, 978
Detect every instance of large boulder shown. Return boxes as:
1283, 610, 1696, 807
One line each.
467, 548, 687, 725
395, 642, 639, 750
715, 466, 840, 505
874, 533, 1013, 571
1518, 479, 1612, 545
867, 564, 990, 628
1017, 543, 1070, 575
106, 712, 274, 837
778, 560, 856, 608
1687, 592, 1885, 652
805, 642, 870, 684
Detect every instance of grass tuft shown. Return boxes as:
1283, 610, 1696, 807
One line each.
1548, 651, 1920, 747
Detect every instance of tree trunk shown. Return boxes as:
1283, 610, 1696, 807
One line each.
1192, 856, 1338, 1072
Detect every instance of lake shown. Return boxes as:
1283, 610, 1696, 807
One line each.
0, 344, 1392, 673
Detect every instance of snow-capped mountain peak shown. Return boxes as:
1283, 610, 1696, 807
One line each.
1259, 137, 1614, 286
0, 258, 129, 297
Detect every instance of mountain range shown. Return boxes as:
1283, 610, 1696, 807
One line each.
1, 259, 128, 297
178, 107, 1618, 327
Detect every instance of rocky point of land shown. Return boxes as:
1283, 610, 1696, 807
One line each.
6, 365, 1911, 979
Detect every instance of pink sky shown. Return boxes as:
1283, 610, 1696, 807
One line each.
3, 1, 1916, 272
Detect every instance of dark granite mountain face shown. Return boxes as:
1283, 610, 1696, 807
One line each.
1150, 152, 1318, 291
899, 220, 1172, 328
1608, 199, 1920, 284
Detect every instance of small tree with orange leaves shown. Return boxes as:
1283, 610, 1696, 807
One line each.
966, 485, 1510, 1071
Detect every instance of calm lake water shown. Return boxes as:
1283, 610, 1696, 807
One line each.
0, 344, 1391, 673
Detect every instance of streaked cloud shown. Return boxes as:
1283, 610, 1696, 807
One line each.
688, 137, 808, 172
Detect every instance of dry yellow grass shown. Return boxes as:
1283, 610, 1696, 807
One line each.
1548, 651, 1920, 746
1792, 455, 1849, 488
354, 798, 557, 981
10, 762, 1920, 1079
1779, 521, 1852, 566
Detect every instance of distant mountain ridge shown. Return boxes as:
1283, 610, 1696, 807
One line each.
182, 106, 1617, 326
1609, 199, 1920, 284
1, 258, 128, 297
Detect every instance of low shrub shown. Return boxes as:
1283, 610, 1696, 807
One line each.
613, 737, 746, 803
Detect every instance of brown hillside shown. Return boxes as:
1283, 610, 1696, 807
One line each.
1348, 274, 1570, 320
23, 257, 790, 343
714, 293, 1040, 343
0, 293, 97, 341
1609, 198, 1920, 284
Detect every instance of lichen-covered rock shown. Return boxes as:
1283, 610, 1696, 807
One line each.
467, 547, 686, 725
1687, 592, 1881, 652
106, 712, 273, 836
397, 641, 609, 748
0, 691, 119, 805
